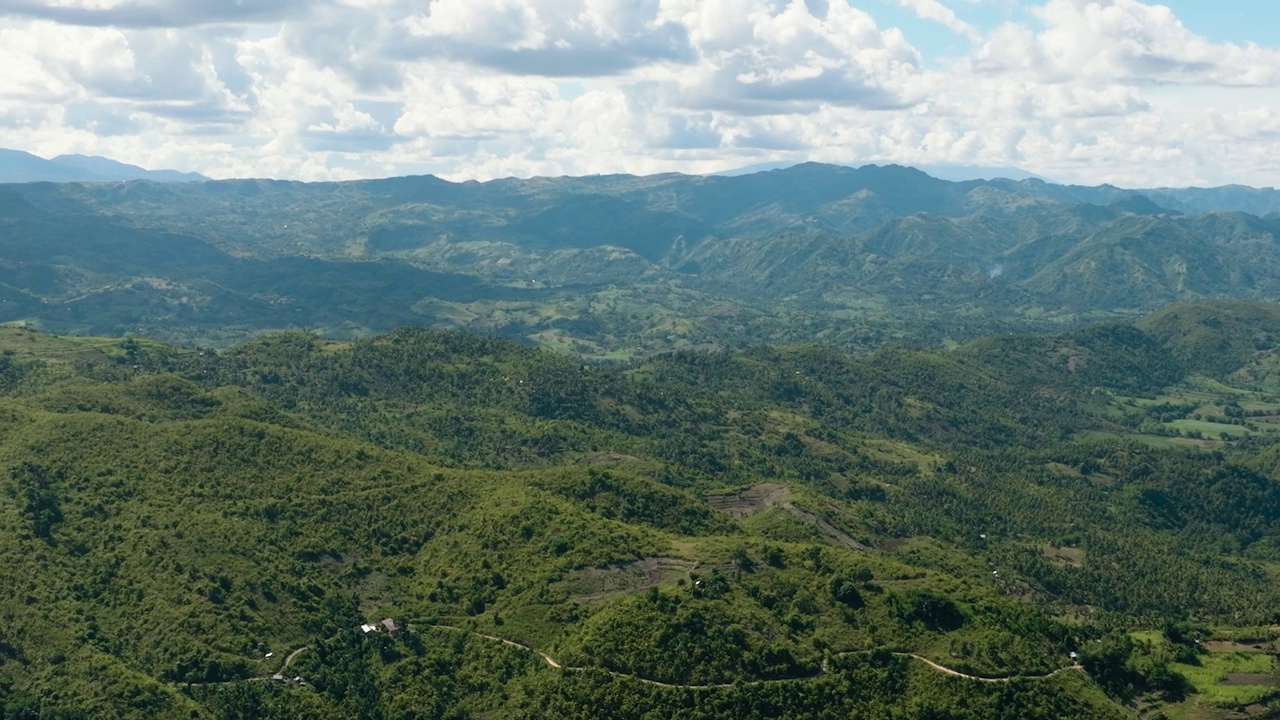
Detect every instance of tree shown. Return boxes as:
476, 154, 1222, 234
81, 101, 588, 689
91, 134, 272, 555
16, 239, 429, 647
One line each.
11, 463, 64, 541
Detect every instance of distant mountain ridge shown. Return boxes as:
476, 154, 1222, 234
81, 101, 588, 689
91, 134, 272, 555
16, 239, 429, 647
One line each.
0, 148, 208, 183
2, 161, 1280, 352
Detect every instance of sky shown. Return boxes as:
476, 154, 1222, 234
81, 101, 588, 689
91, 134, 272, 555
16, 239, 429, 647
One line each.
1, 0, 1278, 187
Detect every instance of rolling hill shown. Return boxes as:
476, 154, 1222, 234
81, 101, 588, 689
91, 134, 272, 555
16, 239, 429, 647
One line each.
2, 163, 1280, 356
4, 304, 1280, 717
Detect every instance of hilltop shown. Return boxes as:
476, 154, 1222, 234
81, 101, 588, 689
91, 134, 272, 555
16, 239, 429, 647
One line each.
0, 149, 208, 184
2, 304, 1280, 717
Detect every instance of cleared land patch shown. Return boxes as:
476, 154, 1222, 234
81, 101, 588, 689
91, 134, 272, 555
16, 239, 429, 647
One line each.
1221, 673, 1274, 687
577, 452, 641, 465
554, 557, 694, 604
1203, 640, 1280, 653
1042, 545, 1085, 568
1173, 650, 1277, 706
706, 483, 790, 520
708, 484, 871, 550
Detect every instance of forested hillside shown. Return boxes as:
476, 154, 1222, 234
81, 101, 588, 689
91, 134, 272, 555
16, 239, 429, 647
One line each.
2, 304, 1280, 718
3, 165, 1280, 355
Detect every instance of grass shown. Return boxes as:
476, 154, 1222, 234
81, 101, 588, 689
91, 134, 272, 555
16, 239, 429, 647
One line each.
1173, 651, 1277, 706
1078, 430, 1193, 449
1164, 419, 1251, 438
857, 437, 943, 470
1158, 699, 1249, 720
0, 326, 185, 362
1117, 375, 1275, 408
1184, 376, 1256, 397
1128, 631, 1279, 712
1209, 626, 1280, 645
1099, 373, 1280, 448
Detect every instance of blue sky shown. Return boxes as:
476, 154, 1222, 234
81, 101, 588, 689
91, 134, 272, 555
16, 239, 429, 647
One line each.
873, 0, 1280, 65
1149, 0, 1280, 44
865, 0, 976, 64
0, 0, 1278, 187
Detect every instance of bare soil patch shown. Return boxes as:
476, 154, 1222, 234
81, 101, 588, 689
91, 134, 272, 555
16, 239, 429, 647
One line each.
1171, 438, 1230, 449
1221, 673, 1275, 687
579, 452, 640, 465
1044, 462, 1083, 477
1041, 545, 1085, 568
709, 483, 871, 551
1055, 605, 1099, 623
1204, 640, 1279, 653
785, 504, 872, 551
706, 483, 789, 519
556, 557, 693, 604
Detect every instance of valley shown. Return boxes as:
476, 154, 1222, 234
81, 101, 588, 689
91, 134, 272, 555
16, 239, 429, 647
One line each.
4, 165, 1280, 717
4, 0, 1279, 710
2, 165, 1280, 356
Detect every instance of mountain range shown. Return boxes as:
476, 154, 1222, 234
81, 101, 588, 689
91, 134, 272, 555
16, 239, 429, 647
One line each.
0, 148, 208, 183
2, 161, 1280, 353
8, 150, 1280, 718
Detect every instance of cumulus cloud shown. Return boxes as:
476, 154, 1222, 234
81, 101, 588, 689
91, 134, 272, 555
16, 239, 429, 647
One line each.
1206, 107, 1280, 142
0, 0, 1278, 187
973, 0, 1280, 86
663, 0, 925, 113
652, 114, 722, 150
0, 0, 322, 28
0, 19, 253, 128
388, 0, 697, 77
893, 0, 979, 40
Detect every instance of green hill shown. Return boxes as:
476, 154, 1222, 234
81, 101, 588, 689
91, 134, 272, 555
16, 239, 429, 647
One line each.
5, 165, 1280, 355
1138, 300, 1280, 378
2, 316, 1280, 717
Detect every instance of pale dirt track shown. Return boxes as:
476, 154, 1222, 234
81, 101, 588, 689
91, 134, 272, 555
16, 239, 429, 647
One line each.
284, 646, 310, 667
182, 625, 1084, 691
426, 624, 1085, 689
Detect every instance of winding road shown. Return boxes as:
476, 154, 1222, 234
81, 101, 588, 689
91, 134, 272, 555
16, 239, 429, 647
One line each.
900, 653, 1083, 683
424, 624, 1085, 689
181, 625, 1082, 692
283, 645, 310, 668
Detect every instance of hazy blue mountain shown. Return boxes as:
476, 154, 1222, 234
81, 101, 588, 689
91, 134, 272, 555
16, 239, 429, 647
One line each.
713, 160, 1051, 182
1143, 184, 1280, 217
0, 148, 208, 183
50, 153, 208, 182
710, 160, 797, 176
914, 162, 1050, 182
0, 149, 89, 182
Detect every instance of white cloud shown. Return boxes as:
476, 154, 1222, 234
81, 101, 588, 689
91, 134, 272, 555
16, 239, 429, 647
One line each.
408, 0, 546, 50
391, 0, 693, 77
1207, 107, 1280, 142
893, 0, 979, 40
0, 0, 1278, 187
973, 0, 1280, 86
662, 0, 926, 113
0, 0, 325, 28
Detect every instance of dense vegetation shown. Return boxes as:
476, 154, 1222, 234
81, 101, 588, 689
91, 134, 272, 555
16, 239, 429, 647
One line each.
1, 301, 1280, 718
4, 164, 1280, 356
